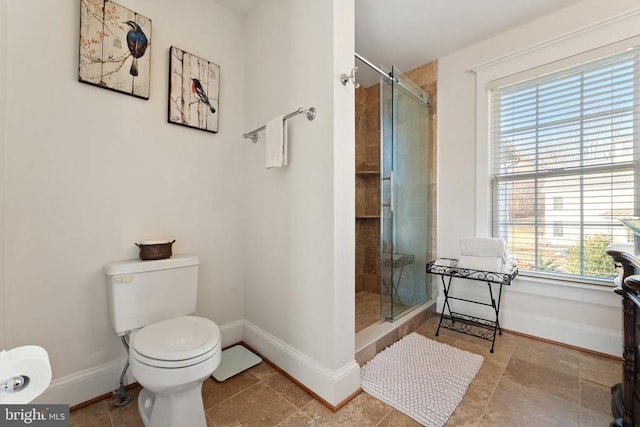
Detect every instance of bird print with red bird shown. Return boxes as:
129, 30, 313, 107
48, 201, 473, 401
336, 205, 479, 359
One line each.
168, 46, 220, 133
191, 79, 216, 114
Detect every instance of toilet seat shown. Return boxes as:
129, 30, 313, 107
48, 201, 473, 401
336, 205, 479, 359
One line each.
131, 316, 220, 368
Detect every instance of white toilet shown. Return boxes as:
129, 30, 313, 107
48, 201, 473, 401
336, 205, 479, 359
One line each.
104, 255, 221, 427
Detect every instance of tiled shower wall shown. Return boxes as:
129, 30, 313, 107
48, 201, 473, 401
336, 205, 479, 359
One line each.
354, 60, 438, 295
355, 84, 381, 293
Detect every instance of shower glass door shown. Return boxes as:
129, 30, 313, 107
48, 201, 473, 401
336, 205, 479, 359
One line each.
380, 66, 430, 321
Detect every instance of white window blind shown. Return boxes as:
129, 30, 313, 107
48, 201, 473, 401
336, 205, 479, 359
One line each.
491, 47, 640, 281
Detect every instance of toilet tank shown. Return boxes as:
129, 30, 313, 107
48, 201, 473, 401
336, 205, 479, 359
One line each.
104, 255, 199, 336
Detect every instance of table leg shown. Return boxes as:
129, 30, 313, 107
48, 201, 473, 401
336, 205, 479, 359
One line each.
436, 275, 453, 336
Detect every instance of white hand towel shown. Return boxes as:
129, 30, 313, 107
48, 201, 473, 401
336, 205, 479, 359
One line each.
460, 237, 507, 259
457, 256, 505, 273
265, 115, 288, 168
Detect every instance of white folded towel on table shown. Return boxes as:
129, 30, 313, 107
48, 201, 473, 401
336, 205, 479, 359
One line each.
265, 115, 287, 168
457, 256, 505, 273
433, 258, 458, 268
460, 237, 507, 260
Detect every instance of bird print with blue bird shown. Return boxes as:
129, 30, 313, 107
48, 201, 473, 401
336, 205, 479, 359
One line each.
124, 20, 148, 77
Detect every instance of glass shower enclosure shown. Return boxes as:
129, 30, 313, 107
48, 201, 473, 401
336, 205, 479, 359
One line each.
379, 65, 431, 321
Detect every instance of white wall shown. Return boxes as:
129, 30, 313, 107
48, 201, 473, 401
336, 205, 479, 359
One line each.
2, 0, 246, 405
438, 0, 640, 355
243, 0, 359, 406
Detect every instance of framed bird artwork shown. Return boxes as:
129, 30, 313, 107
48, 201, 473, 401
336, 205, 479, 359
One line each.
168, 46, 220, 133
78, 0, 151, 99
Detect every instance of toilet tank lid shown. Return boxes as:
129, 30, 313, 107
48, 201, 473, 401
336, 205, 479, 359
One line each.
104, 255, 199, 276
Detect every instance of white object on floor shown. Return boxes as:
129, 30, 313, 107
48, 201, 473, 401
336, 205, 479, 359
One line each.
212, 345, 262, 382
360, 333, 483, 427
265, 115, 287, 168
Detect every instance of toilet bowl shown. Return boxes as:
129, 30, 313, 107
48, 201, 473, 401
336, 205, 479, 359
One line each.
104, 255, 220, 427
129, 316, 221, 427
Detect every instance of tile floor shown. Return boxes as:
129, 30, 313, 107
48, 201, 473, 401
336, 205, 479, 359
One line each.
70, 316, 617, 426
355, 290, 412, 333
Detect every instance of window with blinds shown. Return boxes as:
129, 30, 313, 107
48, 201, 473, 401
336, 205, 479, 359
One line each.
490, 47, 640, 282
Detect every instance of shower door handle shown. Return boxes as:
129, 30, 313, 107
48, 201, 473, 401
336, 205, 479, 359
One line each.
382, 172, 394, 213
389, 171, 394, 213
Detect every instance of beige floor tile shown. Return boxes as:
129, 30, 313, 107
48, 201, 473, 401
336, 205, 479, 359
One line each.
580, 406, 614, 427
302, 393, 391, 426
476, 356, 508, 378
514, 335, 581, 376
501, 356, 579, 405
69, 414, 112, 427
454, 329, 517, 359
463, 369, 501, 405
355, 291, 382, 332
206, 383, 296, 426
479, 377, 579, 426
108, 388, 143, 427
376, 409, 421, 426
263, 371, 314, 409
247, 360, 278, 381
445, 397, 486, 427
579, 352, 621, 388
449, 337, 511, 368
276, 411, 317, 426
70, 399, 110, 426
202, 371, 260, 410
108, 414, 144, 427
414, 318, 461, 347
580, 378, 612, 415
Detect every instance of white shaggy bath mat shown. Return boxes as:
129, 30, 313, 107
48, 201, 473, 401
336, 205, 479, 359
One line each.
360, 332, 483, 427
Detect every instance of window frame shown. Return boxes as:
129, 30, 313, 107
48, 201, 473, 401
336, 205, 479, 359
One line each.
471, 31, 640, 287
488, 49, 639, 281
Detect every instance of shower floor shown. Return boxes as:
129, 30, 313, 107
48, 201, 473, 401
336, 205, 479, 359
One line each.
355, 291, 412, 333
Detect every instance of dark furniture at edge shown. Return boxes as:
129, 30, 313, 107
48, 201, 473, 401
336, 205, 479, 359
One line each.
606, 248, 640, 427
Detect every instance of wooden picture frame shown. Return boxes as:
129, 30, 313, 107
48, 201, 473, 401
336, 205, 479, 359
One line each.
168, 46, 220, 133
78, 0, 151, 99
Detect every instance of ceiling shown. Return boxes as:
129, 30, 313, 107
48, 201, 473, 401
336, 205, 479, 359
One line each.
219, 0, 586, 86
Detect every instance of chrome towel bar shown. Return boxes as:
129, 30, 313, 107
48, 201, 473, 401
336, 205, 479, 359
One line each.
243, 107, 316, 143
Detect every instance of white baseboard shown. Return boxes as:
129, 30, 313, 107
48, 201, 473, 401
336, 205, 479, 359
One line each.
436, 295, 622, 356
242, 320, 360, 407
219, 319, 244, 348
31, 319, 253, 407
500, 307, 622, 356
31, 320, 360, 408
33, 357, 130, 407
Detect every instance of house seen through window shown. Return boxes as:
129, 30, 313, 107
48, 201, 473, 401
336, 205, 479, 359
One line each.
490, 47, 639, 282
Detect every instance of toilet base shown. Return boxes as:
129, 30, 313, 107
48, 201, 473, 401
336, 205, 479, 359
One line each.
137, 383, 207, 427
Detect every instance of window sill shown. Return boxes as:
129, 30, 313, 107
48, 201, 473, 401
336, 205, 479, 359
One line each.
516, 270, 614, 289
506, 270, 619, 308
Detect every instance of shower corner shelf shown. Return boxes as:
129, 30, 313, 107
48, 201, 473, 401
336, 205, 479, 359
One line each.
356, 163, 380, 175
356, 170, 380, 175
355, 214, 381, 220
